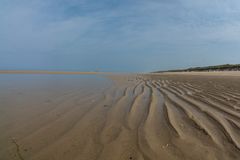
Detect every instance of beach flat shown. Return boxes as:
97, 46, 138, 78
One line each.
0, 72, 240, 160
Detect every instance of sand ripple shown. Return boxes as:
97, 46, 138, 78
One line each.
1, 74, 240, 160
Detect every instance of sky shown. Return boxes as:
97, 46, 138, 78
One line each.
1, 0, 240, 72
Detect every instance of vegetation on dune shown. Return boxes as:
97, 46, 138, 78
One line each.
155, 64, 240, 73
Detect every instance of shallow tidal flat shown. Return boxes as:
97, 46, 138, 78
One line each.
0, 72, 240, 160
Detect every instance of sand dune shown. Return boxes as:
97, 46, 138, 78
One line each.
0, 73, 240, 160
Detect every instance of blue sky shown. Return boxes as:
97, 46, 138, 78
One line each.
1, 0, 240, 72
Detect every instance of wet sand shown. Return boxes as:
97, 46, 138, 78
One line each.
0, 72, 240, 160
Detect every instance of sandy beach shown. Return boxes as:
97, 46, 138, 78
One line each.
0, 72, 240, 160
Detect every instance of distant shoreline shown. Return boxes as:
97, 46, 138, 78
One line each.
149, 71, 240, 77
0, 70, 100, 75
154, 64, 240, 73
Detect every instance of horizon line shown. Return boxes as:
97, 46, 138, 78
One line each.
0, 70, 143, 75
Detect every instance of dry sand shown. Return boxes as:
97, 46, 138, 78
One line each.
0, 72, 240, 160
